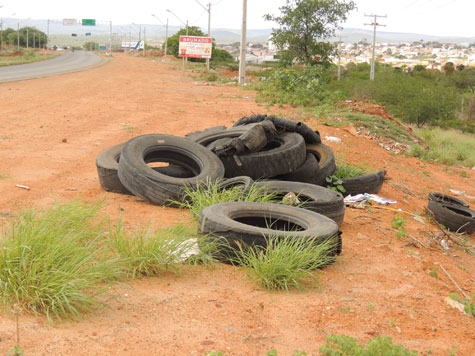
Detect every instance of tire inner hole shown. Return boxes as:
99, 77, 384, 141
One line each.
234, 216, 305, 231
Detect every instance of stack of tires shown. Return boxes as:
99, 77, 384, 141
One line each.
95, 115, 386, 263
427, 192, 475, 234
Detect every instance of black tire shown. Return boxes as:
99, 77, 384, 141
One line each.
219, 132, 306, 179
186, 125, 256, 146
234, 114, 321, 144
339, 170, 385, 196
427, 200, 475, 234
198, 202, 341, 262
118, 134, 225, 206
216, 176, 255, 192
185, 125, 227, 142
253, 181, 345, 226
306, 144, 336, 186
96, 142, 131, 194
428, 192, 469, 208
96, 143, 194, 194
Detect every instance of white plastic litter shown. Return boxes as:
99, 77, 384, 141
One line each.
344, 193, 397, 206
324, 136, 342, 143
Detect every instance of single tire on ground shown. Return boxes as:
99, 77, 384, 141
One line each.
427, 200, 475, 234
233, 114, 321, 144
339, 170, 385, 196
254, 180, 345, 226
428, 192, 469, 208
96, 142, 194, 195
198, 202, 341, 262
118, 134, 224, 205
218, 132, 306, 179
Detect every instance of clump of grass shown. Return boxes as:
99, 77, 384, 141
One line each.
108, 221, 205, 277
176, 180, 278, 219
0, 200, 124, 324
0, 173, 10, 180
320, 334, 418, 356
233, 235, 338, 291
407, 127, 475, 167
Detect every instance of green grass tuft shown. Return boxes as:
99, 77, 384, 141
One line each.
176, 179, 279, 219
233, 235, 338, 291
107, 221, 205, 277
0, 200, 124, 324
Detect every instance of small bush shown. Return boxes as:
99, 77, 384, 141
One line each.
233, 235, 338, 291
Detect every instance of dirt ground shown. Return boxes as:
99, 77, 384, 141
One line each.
0, 53, 473, 356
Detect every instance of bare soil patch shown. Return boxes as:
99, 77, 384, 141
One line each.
0, 53, 473, 355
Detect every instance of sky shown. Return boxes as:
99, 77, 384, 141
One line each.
0, 0, 473, 38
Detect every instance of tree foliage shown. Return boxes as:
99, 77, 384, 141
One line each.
265, 0, 356, 66
0, 27, 47, 48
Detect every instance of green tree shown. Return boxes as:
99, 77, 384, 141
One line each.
264, 0, 356, 66
84, 41, 99, 50
443, 61, 455, 75
413, 64, 425, 72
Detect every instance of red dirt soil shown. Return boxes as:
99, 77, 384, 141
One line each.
0, 53, 473, 356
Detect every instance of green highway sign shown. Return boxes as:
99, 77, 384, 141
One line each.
82, 19, 96, 26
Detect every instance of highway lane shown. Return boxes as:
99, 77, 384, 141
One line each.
0, 51, 106, 83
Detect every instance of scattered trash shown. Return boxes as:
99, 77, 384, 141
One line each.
15, 184, 30, 190
323, 136, 342, 143
281, 192, 300, 206
445, 297, 466, 315
449, 189, 466, 196
344, 193, 396, 206
440, 239, 450, 251
412, 216, 425, 224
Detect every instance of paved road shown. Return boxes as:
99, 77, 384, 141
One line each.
0, 51, 106, 83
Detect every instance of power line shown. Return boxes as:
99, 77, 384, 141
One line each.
364, 13, 386, 81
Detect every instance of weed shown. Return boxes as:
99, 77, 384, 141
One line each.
428, 266, 439, 279
177, 108, 186, 113
333, 163, 369, 180
325, 175, 346, 194
120, 122, 135, 134
175, 179, 278, 219
391, 215, 408, 239
367, 303, 375, 310
0, 172, 10, 180
107, 220, 198, 278
448, 293, 475, 318
320, 334, 417, 356
448, 345, 459, 356
233, 234, 338, 291
0, 200, 124, 324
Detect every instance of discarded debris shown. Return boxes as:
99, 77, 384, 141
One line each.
15, 184, 30, 190
344, 193, 396, 206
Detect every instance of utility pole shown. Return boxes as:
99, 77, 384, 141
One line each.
238, 0, 247, 85
364, 14, 386, 80
109, 21, 112, 55
164, 18, 168, 55
17, 22, 19, 51
337, 35, 346, 81
0, 20, 3, 51
26, 27, 28, 48
46, 19, 50, 51
143, 27, 146, 57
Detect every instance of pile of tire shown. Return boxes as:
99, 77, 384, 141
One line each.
427, 192, 475, 234
95, 115, 385, 263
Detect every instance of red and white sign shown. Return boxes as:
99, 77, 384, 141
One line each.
179, 36, 212, 59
